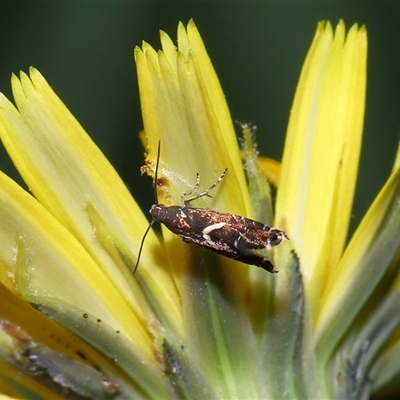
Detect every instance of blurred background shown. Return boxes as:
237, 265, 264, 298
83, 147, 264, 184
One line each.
0, 3, 399, 235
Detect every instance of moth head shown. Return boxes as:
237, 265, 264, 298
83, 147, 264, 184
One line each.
267, 229, 289, 248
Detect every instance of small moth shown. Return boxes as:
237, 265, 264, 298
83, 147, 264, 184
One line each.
134, 143, 288, 274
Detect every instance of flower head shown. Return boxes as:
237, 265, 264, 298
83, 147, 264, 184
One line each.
0, 19, 399, 400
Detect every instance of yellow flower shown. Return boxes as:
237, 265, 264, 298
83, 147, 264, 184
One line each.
0, 18, 399, 399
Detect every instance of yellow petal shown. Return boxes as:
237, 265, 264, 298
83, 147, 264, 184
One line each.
393, 138, 400, 172
315, 165, 400, 358
135, 20, 250, 216
0, 171, 152, 355
0, 68, 182, 337
135, 20, 251, 296
275, 21, 367, 311
257, 157, 281, 188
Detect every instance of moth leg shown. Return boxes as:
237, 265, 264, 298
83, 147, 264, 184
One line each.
243, 255, 277, 273
184, 168, 228, 206
234, 235, 277, 272
234, 234, 257, 255
181, 173, 201, 205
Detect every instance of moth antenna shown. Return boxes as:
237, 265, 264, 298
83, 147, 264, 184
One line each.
134, 140, 161, 275
154, 140, 161, 205
133, 220, 154, 274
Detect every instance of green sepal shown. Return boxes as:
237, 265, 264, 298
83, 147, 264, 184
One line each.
0, 320, 128, 399
260, 249, 310, 399
181, 250, 260, 399
162, 339, 217, 400
239, 122, 273, 224
31, 299, 167, 399
316, 166, 400, 365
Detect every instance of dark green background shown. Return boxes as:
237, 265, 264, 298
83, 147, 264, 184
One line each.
1, 3, 399, 235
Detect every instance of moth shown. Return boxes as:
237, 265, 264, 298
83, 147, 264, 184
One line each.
134, 143, 288, 273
